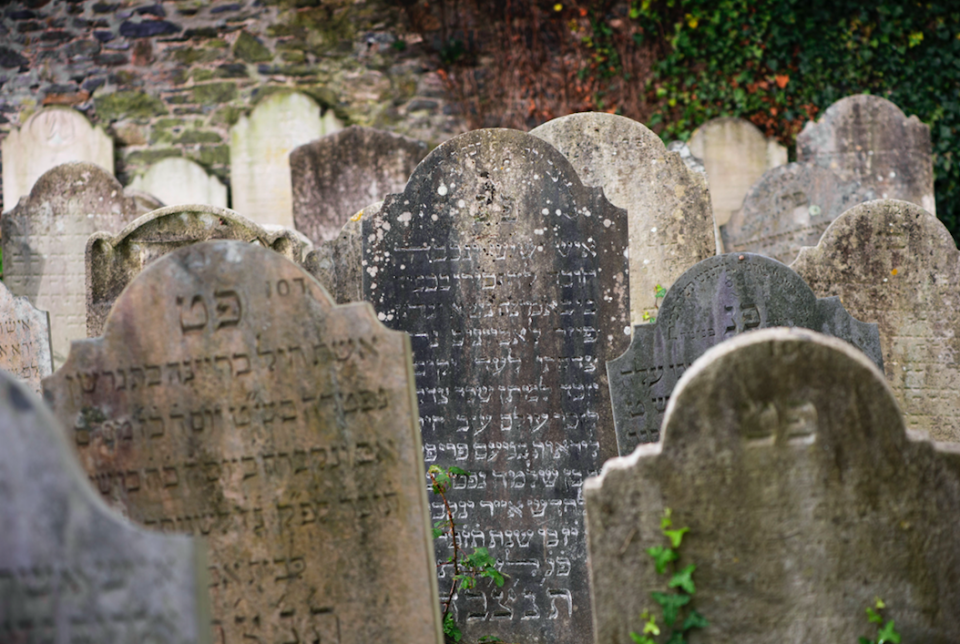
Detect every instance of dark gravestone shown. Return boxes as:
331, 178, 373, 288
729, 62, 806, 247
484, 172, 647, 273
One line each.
363, 129, 631, 644
608, 253, 883, 455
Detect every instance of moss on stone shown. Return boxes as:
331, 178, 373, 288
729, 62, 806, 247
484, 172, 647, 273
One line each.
174, 129, 222, 144
94, 90, 168, 121
171, 47, 220, 65
149, 128, 176, 144
204, 38, 228, 48
124, 148, 182, 166
197, 144, 229, 166
280, 49, 306, 63
233, 31, 272, 63
190, 82, 238, 104
192, 68, 215, 82
210, 105, 243, 126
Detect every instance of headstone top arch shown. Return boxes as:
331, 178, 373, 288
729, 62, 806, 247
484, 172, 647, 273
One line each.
128, 157, 227, 209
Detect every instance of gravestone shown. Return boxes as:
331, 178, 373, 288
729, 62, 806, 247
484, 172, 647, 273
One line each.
0, 282, 53, 394
530, 113, 716, 326
43, 240, 442, 644
230, 92, 342, 228
303, 203, 369, 304
125, 187, 166, 213
128, 157, 228, 208
721, 162, 875, 264
0, 368, 211, 644
687, 118, 787, 228
2, 162, 153, 368
291, 126, 428, 245
797, 94, 936, 214
666, 140, 706, 175
792, 199, 960, 442
607, 253, 882, 455
363, 128, 631, 644
86, 204, 314, 337
2, 107, 114, 211
587, 328, 960, 643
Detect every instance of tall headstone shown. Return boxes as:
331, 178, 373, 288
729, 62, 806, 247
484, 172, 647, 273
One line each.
0, 283, 52, 394
587, 328, 960, 643
291, 126, 428, 245
128, 157, 228, 209
2, 162, 152, 368
797, 94, 936, 214
303, 204, 369, 304
792, 199, 960, 442
687, 117, 787, 228
43, 240, 443, 644
230, 92, 342, 228
530, 113, 716, 326
0, 369, 211, 644
1, 107, 114, 211
607, 253, 882, 455
721, 162, 875, 264
363, 129, 631, 644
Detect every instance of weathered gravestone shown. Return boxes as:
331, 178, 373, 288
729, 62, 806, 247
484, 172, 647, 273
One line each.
608, 253, 882, 455
0, 282, 53, 394
587, 328, 960, 644
2, 107, 114, 211
363, 128, 631, 644
291, 126, 428, 245
303, 203, 369, 304
797, 94, 936, 215
530, 113, 716, 326
43, 240, 443, 644
792, 199, 960, 442
0, 368, 211, 643
128, 157, 228, 209
721, 162, 875, 264
666, 141, 706, 175
86, 204, 314, 337
2, 162, 153, 368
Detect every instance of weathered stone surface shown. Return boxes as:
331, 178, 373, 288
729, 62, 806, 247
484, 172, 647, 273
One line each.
608, 253, 882, 455
721, 162, 875, 264
124, 187, 166, 213
797, 94, 936, 214
531, 113, 716, 326
1, 369, 210, 644
1, 107, 114, 211
303, 203, 369, 304
43, 240, 442, 644
128, 157, 228, 208
230, 92, 342, 228
666, 140, 705, 175
687, 117, 787, 228
86, 204, 313, 337
363, 128, 631, 644
1, 162, 152, 368
587, 328, 960, 644
0, 282, 52, 394
792, 199, 960, 442
291, 126, 428, 245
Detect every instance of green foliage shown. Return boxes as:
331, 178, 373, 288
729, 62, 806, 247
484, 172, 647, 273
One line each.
859, 597, 902, 644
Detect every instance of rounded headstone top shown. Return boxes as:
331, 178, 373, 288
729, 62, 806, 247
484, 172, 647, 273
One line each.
797, 94, 930, 157
23, 161, 124, 211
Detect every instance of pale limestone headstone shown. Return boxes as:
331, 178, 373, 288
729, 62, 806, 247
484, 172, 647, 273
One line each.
230, 92, 342, 228
0, 368, 211, 644
128, 157, 227, 208
1, 107, 114, 212
1, 162, 152, 368
687, 117, 787, 228
531, 113, 716, 325
86, 204, 313, 337
587, 328, 960, 643
797, 94, 936, 214
124, 187, 165, 212
303, 203, 370, 304
291, 126, 428, 245
43, 240, 442, 644
0, 282, 52, 394
792, 199, 960, 442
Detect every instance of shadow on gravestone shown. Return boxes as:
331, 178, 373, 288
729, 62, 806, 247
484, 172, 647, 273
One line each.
363, 128, 631, 644
86, 204, 314, 337
0, 280, 53, 394
607, 253, 882, 455
587, 328, 960, 644
43, 240, 442, 644
303, 202, 371, 304
1, 370, 211, 643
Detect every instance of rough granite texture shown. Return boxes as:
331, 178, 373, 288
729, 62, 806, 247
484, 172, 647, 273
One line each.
0, 281, 52, 394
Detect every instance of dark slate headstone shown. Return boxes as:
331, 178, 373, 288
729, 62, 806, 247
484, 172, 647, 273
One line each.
362, 128, 631, 644
608, 253, 882, 455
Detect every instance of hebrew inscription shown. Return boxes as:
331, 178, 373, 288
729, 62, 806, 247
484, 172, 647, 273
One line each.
0, 281, 52, 394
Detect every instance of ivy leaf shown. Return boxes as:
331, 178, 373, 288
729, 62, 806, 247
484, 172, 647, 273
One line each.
858, 639, 873, 644
866, 607, 883, 625
669, 564, 696, 594
629, 634, 656, 644
647, 545, 678, 574
660, 508, 673, 530
443, 613, 462, 642
432, 526, 443, 539
682, 609, 708, 630
663, 527, 689, 549
448, 466, 469, 477
665, 632, 686, 644
878, 620, 901, 644
651, 592, 690, 627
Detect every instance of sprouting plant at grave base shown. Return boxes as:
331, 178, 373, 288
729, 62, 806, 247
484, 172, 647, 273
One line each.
630, 508, 707, 644
642, 284, 667, 323
859, 597, 902, 644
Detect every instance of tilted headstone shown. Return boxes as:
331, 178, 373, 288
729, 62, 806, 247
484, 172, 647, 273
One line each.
792, 199, 960, 442
608, 253, 882, 455
530, 113, 716, 326
86, 204, 313, 337
2, 162, 153, 368
0, 282, 52, 394
363, 128, 631, 644
797, 94, 936, 215
128, 157, 228, 209
587, 328, 960, 643
721, 162, 875, 264
303, 204, 369, 304
687, 117, 787, 228
230, 91, 342, 228
1, 107, 114, 211
43, 240, 442, 644
0, 368, 210, 643
291, 126, 428, 245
